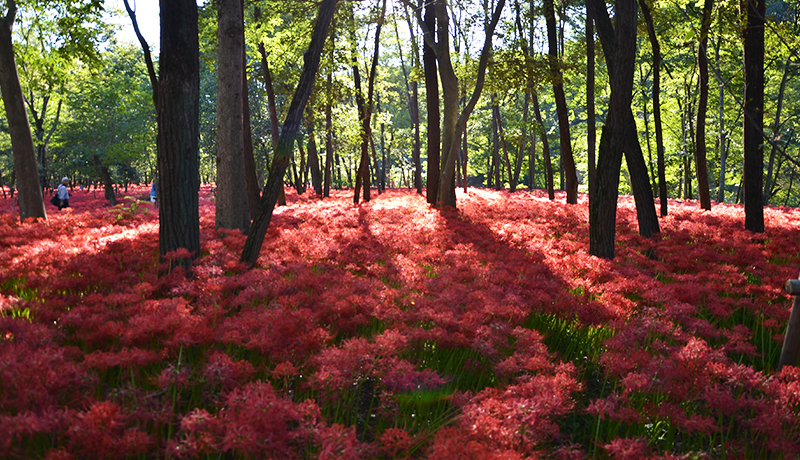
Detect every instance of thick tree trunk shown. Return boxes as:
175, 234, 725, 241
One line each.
423, 1, 440, 204
589, 0, 638, 259
216, 0, 249, 230
241, 0, 338, 267
92, 154, 117, 206
533, 92, 554, 200
590, 0, 659, 238
694, 0, 713, 210
158, 0, 200, 265
543, 0, 578, 204
435, 0, 505, 207
0, 6, 46, 221
742, 0, 764, 232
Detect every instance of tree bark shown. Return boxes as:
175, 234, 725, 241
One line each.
742, 0, 764, 232
715, 35, 727, 203
397, 10, 422, 194
241, 0, 338, 267
216, 0, 249, 230
423, 0, 440, 204
0, 3, 46, 221
324, 64, 334, 197
589, 0, 639, 259
242, 16, 261, 220
694, 0, 713, 210
158, 0, 200, 266
257, 41, 286, 206
586, 1, 596, 202
92, 154, 117, 205
307, 117, 323, 196
638, 0, 667, 216
543, 0, 578, 204
434, 0, 505, 207
533, 92, 554, 200
763, 57, 790, 204
590, 0, 660, 238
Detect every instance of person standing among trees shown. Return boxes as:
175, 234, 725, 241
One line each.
56, 177, 70, 210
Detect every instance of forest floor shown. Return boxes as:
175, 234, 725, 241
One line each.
1, 185, 799, 459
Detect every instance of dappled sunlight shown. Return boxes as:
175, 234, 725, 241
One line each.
1, 188, 799, 458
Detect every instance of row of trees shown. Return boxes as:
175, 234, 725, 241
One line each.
1, 0, 797, 262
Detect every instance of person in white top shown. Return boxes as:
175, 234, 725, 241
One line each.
56, 177, 70, 209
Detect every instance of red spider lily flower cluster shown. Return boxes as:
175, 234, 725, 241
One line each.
1, 185, 799, 458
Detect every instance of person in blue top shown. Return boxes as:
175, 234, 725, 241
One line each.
56, 177, 70, 210
150, 180, 158, 209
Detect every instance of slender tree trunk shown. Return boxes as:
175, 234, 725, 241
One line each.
423, 1, 440, 204
257, 40, 286, 206
324, 32, 335, 197
242, 19, 261, 220
543, 0, 578, 203
158, 0, 200, 265
639, 0, 666, 216
396, 11, 422, 194
763, 57, 790, 204
492, 98, 501, 190
241, 0, 338, 266
742, 0, 764, 232
586, 1, 596, 202
307, 117, 323, 196
694, 0, 713, 210
216, 0, 249, 230
533, 92, 554, 199
715, 36, 727, 203
0, 5, 46, 220
495, 103, 515, 192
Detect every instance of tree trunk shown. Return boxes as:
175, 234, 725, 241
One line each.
241, 0, 338, 267
0, 5, 46, 221
586, 1, 596, 202
492, 97, 501, 190
533, 92, 555, 200
590, 0, 660, 238
694, 0, 713, 210
307, 118, 323, 196
589, 0, 638, 259
216, 0, 249, 230
715, 35, 727, 203
158, 0, 201, 266
543, 0, 578, 204
92, 154, 117, 205
742, 0, 764, 232
241, 14, 261, 220
638, 0, 667, 216
324, 34, 334, 198
763, 56, 790, 204
423, 0, 440, 204
257, 41, 286, 206
434, 0, 505, 207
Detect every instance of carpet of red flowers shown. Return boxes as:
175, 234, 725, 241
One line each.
1, 184, 799, 459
